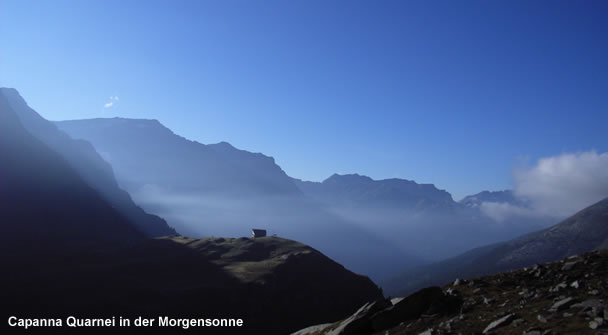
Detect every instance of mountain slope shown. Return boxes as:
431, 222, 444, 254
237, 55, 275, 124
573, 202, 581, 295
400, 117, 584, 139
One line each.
383, 197, 608, 296
0, 89, 144, 247
1, 88, 175, 237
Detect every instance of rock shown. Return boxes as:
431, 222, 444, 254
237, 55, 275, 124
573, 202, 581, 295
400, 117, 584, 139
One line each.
570, 299, 603, 312
537, 314, 548, 323
549, 282, 567, 293
482, 313, 516, 334
512, 318, 525, 327
561, 261, 579, 271
589, 289, 600, 296
370, 287, 462, 333
326, 299, 391, 335
570, 280, 579, 289
418, 329, 434, 335
390, 297, 404, 305
549, 297, 576, 312
483, 296, 495, 305
524, 327, 543, 335
453, 278, 462, 286
589, 317, 604, 330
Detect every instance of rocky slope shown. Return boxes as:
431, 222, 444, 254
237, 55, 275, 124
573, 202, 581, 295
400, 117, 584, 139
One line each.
292, 248, 608, 335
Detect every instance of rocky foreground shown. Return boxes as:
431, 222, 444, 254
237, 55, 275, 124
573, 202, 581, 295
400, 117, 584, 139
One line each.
293, 248, 608, 335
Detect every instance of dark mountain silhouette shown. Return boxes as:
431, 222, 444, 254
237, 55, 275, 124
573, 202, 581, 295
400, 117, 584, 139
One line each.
55, 117, 420, 280
0, 89, 144, 248
382, 197, 608, 296
1, 88, 175, 237
0, 93, 383, 334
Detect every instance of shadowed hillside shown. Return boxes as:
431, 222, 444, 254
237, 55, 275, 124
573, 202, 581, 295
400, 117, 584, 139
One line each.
1, 88, 175, 237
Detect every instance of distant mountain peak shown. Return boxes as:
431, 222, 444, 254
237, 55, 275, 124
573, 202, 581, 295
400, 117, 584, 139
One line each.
324, 173, 374, 184
211, 141, 236, 149
460, 189, 529, 208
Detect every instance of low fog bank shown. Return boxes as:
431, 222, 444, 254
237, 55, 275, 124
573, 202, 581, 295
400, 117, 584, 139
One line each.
326, 206, 550, 263
130, 185, 420, 280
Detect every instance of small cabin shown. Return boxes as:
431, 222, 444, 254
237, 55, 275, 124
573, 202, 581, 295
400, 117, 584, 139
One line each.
251, 229, 267, 238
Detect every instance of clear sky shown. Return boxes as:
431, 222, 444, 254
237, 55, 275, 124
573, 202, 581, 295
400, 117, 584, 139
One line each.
1, 0, 607, 200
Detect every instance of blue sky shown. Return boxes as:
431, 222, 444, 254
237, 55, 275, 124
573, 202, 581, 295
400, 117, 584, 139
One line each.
1, 0, 607, 200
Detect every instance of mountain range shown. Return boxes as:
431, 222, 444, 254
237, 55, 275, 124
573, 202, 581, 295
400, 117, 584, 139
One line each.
293, 174, 554, 263
54, 115, 555, 278
54, 116, 422, 279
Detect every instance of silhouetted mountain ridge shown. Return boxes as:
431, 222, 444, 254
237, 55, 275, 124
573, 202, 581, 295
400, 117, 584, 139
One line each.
0, 89, 144, 249
1, 88, 175, 237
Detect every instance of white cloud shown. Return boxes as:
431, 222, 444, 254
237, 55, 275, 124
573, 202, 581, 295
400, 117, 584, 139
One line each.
477, 151, 608, 223
513, 151, 608, 218
103, 95, 119, 108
